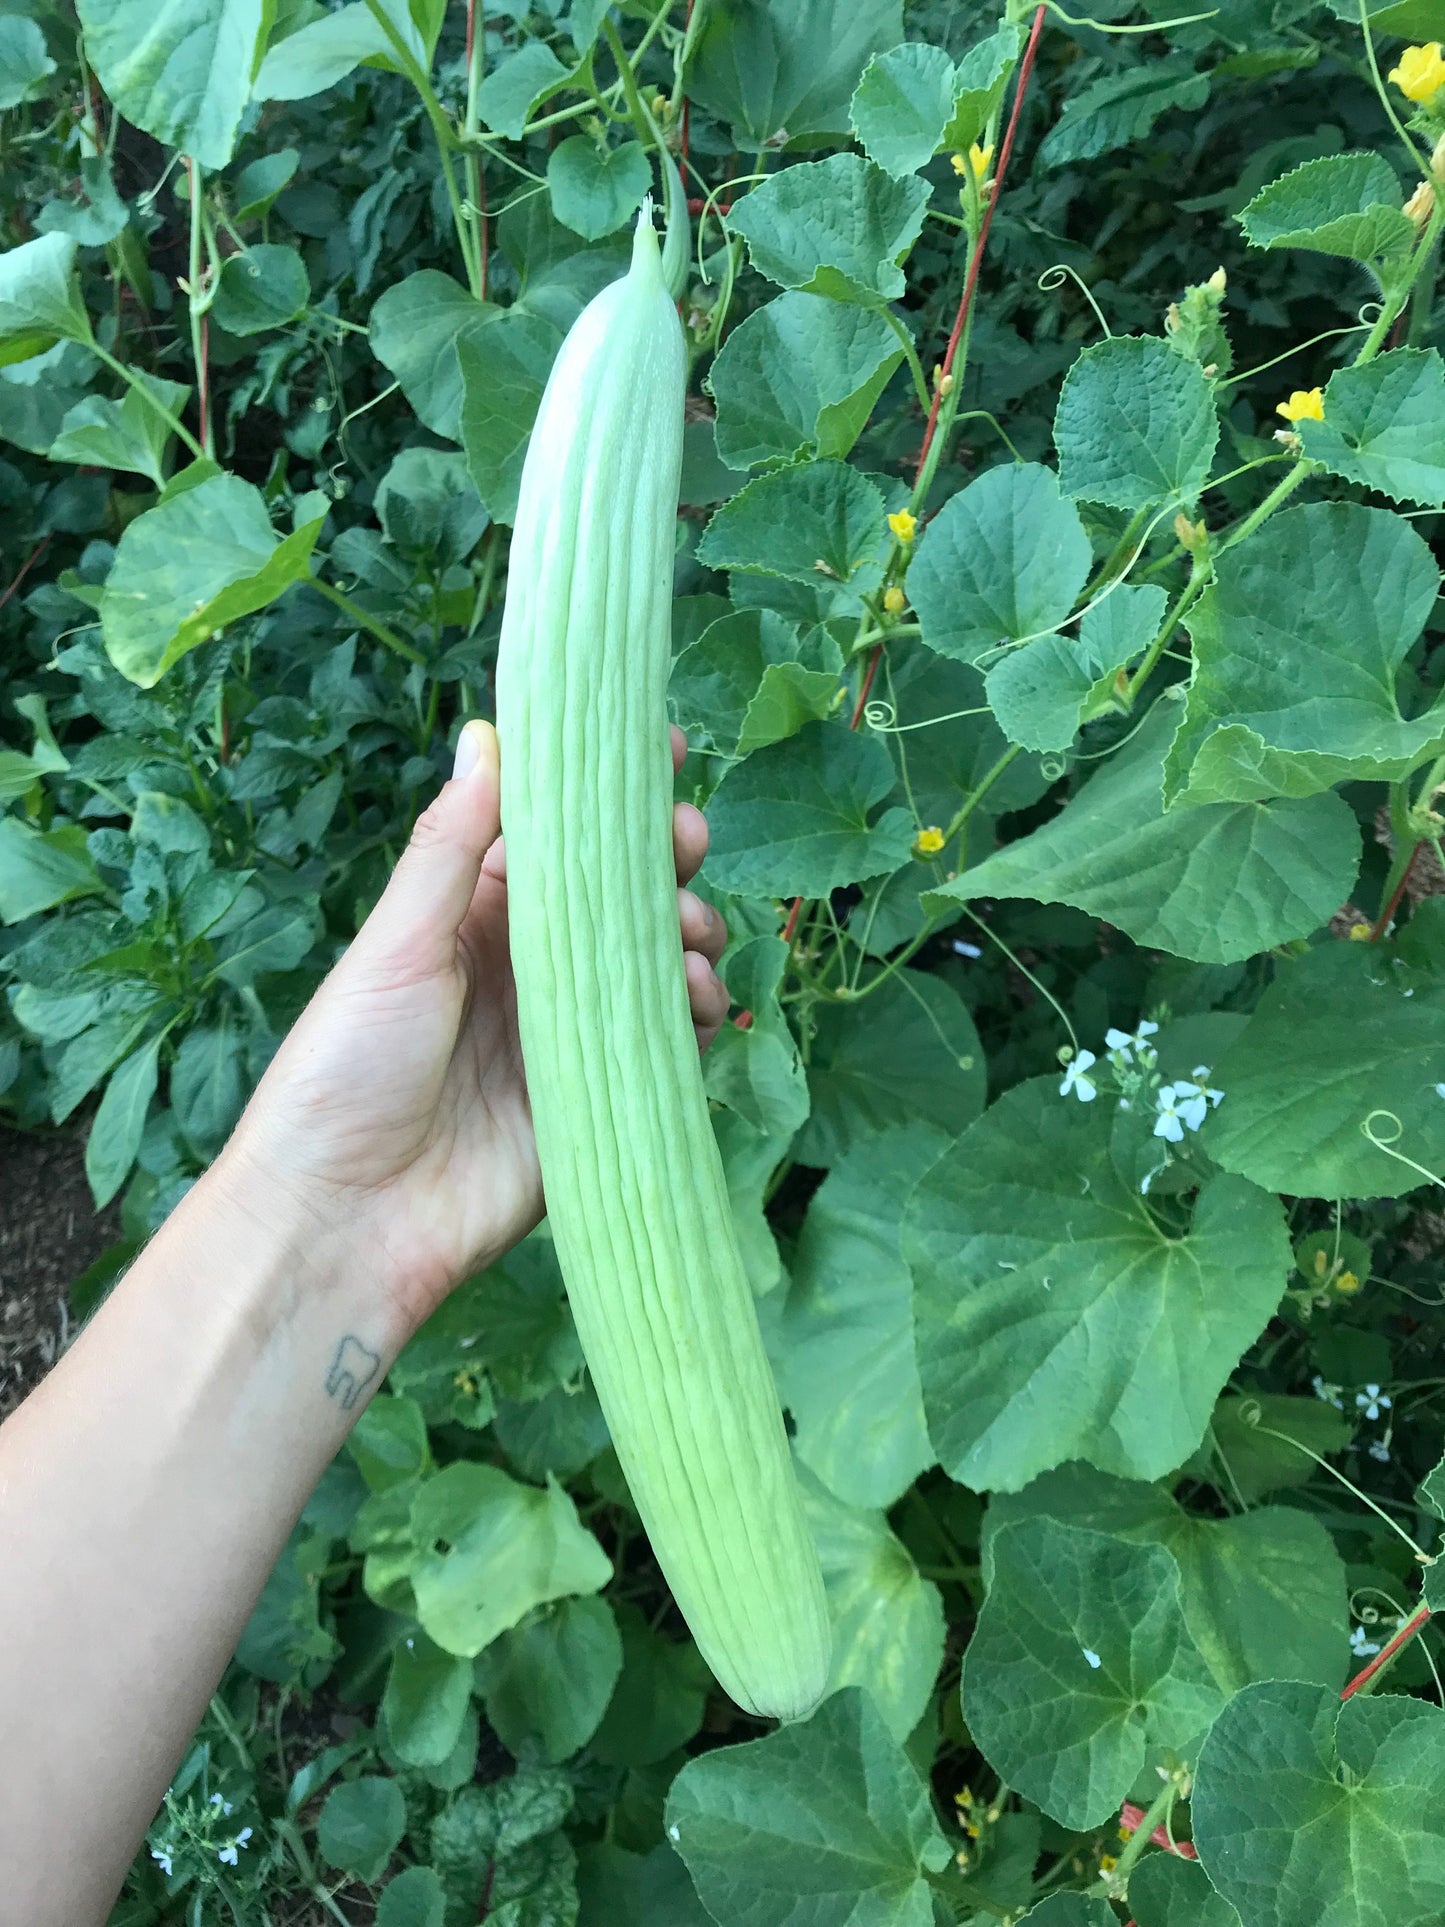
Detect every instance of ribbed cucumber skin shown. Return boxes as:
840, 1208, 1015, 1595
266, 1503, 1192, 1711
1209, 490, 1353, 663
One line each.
495, 219, 831, 1721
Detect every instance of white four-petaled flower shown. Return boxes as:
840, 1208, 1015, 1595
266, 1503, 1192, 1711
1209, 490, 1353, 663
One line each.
217, 1828, 253, 1867
1350, 1626, 1380, 1657
1153, 1086, 1187, 1142
1153, 1075, 1223, 1141
1357, 1385, 1391, 1420
150, 1847, 174, 1876
1061, 1051, 1098, 1102
1105, 1020, 1159, 1063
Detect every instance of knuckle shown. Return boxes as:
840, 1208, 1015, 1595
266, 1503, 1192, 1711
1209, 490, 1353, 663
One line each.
407, 786, 456, 853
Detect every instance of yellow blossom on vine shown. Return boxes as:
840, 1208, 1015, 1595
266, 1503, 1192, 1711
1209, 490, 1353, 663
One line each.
1336, 1270, 1361, 1294
1276, 387, 1324, 424
914, 825, 946, 856
1405, 179, 1437, 227
1099, 1855, 1119, 1875
1390, 42, 1445, 103
970, 142, 994, 179
1349, 920, 1374, 941
888, 508, 918, 543
883, 584, 907, 614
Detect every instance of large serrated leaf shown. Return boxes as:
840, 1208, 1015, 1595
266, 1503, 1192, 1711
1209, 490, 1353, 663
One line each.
905, 1077, 1290, 1491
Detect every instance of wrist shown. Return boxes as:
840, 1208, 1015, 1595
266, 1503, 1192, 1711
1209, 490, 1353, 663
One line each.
179, 1145, 419, 1362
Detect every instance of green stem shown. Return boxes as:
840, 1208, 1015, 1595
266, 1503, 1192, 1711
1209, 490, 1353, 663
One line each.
463, 0, 487, 298
601, 15, 663, 161
1408, 234, 1440, 347
668, 0, 709, 116
882, 308, 932, 413
362, 0, 481, 297
1084, 504, 1150, 597
88, 343, 205, 459
1354, 201, 1445, 365
1125, 558, 1207, 703
1356, 0, 1430, 175
1216, 458, 1313, 556
1112, 1781, 1176, 1888
184, 158, 211, 456
943, 742, 1021, 847
308, 575, 427, 665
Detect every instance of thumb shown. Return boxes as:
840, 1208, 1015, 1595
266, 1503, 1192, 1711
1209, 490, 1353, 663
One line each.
358, 719, 503, 980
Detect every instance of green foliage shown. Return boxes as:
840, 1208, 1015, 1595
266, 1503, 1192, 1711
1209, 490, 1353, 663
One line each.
667, 1688, 951, 1927
9, 0, 1445, 1919
962, 1516, 1222, 1827
1193, 1684, 1445, 1927
906, 1078, 1290, 1490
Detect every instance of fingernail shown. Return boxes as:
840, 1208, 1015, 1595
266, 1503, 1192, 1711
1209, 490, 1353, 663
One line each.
452, 724, 481, 780
453, 719, 499, 783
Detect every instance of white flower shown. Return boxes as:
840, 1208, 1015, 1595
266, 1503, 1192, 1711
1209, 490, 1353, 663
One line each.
217, 1827, 253, 1867
1154, 1087, 1187, 1142
150, 1847, 174, 1876
1350, 1625, 1381, 1658
209, 1795, 234, 1816
1357, 1385, 1391, 1420
1368, 1438, 1391, 1463
1081, 1647, 1102, 1669
1312, 1373, 1344, 1410
1061, 1050, 1098, 1102
1106, 1020, 1160, 1064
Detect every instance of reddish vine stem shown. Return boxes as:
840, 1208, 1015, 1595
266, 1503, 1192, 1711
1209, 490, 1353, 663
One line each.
1370, 841, 1420, 940
1340, 1602, 1432, 1699
850, 1, 1048, 728
915, 3, 1047, 481
0, 536, 51, 616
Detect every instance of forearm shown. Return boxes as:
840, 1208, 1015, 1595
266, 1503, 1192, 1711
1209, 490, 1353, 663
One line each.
0, 1159, 410, 1926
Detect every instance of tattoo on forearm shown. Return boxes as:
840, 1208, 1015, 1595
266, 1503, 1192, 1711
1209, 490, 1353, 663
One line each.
326, 1335, 381, 1411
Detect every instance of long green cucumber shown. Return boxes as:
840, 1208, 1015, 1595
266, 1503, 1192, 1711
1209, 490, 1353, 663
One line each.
495, 211, 831, 1721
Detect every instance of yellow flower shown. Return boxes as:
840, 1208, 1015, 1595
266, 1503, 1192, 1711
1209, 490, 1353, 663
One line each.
914, 825, 946, 856
1390, 42, 1445, 103
969, 141, 994, 179
883, 584, 907, 614
1405, 179, 1436, 227
1099, 1855, 1119, 1875
1276, 387, 1324, 425
1336, 1269, 1361, 1294
888, 508, 917, 543
1348, 920, 1374, 941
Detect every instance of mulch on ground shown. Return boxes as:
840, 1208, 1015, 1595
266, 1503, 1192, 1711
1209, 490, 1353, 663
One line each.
0, 1125, 122, 1422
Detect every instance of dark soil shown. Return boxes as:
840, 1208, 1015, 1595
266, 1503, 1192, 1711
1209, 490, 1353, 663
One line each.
0, 1125, 122, 1421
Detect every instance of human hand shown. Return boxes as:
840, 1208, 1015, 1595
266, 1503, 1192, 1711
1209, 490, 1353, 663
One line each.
214, 720, 728, 1337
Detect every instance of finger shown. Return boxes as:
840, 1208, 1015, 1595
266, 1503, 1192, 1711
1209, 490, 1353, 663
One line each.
671, 723, 688, 773
673, 800, 709, 883
482, 831, 506, 883
684, 947, 729, 1050
356, 720, 502, 981
678, 887, 726, 967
